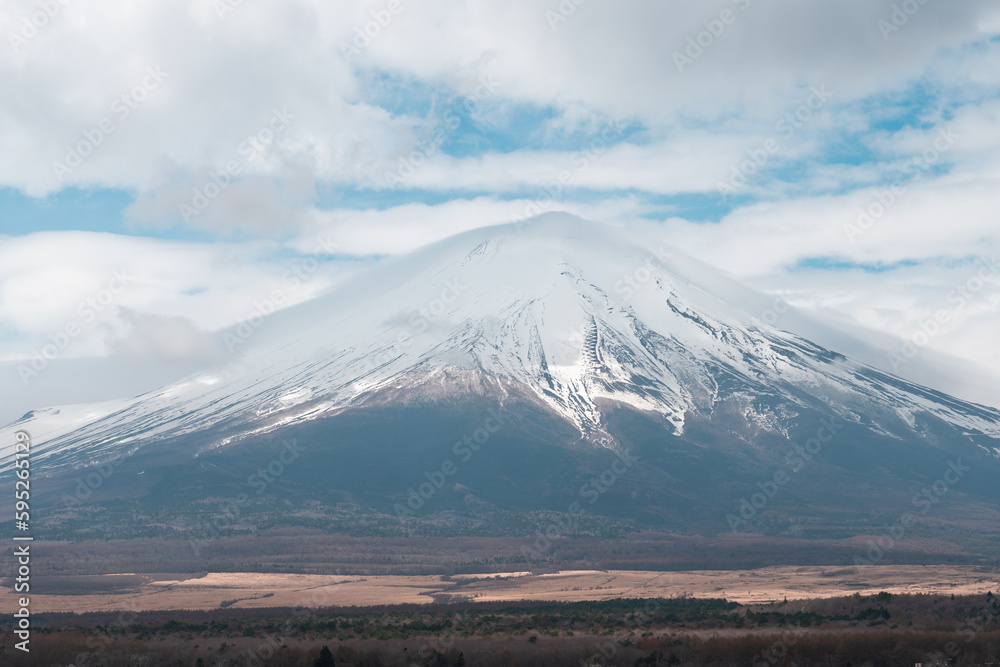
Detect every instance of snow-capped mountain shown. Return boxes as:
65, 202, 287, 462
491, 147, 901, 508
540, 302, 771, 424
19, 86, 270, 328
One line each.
5, 213, 1000, 530
8, 213, 1000, 459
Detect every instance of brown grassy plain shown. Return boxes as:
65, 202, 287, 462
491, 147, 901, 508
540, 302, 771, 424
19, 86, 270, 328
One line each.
3, 564, 996, 613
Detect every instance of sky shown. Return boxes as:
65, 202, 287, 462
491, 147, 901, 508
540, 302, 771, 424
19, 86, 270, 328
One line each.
1, 0, 1000, 421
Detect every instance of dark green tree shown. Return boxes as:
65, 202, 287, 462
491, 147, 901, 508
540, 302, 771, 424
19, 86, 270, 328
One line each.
315, 645, 335, 667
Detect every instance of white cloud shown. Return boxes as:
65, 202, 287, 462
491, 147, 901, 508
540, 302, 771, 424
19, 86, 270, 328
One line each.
110, 309, 226, 363
293, 196, 652, 256
1, 0, 997, 214
749, 260, 1000, 408
2, 0, 1000, 411
0, 232, 355, 363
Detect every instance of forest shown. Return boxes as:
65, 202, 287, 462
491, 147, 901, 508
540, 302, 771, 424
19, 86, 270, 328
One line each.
1, 591, 997, 666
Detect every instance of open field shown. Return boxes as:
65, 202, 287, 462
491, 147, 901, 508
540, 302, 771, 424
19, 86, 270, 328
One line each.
2, 589, 998, 666
4, 564, 997, 613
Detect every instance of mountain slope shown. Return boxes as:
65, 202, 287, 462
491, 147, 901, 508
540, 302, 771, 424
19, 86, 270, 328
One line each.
4, 213, 1000, 540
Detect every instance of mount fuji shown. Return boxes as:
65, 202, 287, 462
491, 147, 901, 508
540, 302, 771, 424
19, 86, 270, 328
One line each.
5, 213, 1000, 541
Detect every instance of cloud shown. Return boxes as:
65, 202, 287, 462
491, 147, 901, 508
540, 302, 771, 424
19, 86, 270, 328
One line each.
109, 309, 227, 362
1, 0, 998, 234
125, 167, 317, 236
292, 196, 652, 256
0, 231, 356, 363
2, 0, 1000, 408
748, 258, 1000, 408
